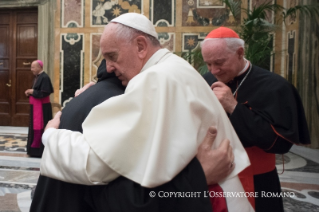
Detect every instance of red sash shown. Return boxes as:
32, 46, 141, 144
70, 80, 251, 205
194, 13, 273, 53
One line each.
208, 184, 229, 212
238, 146, 276, 209
29, 96, 50, 148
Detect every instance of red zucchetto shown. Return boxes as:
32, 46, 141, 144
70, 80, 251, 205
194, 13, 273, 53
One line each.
205, 26, 239, 39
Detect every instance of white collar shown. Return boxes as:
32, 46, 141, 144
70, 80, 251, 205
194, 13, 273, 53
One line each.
237, 59, 250, 76
140, 48, 171, 73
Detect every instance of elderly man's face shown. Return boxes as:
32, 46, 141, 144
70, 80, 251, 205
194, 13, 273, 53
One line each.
100, 23, 143, 86
30, 61, 42, 76
202, 40, 242, 83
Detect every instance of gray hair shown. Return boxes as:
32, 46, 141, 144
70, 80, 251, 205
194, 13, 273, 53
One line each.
201, 38, 245, 53
113, 23, 161, 47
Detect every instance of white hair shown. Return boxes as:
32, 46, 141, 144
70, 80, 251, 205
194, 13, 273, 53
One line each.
201, 38, 245, 53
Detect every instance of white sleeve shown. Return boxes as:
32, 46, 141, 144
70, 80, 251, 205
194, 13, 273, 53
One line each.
40, 129, 120, 185
41, 128, 56, 146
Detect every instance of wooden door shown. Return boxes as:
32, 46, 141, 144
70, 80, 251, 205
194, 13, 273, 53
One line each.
0, 11, 11, 126
0, 8, 38, 126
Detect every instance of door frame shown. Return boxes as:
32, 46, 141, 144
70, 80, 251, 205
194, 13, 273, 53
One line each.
0, 8, 39, 126
0, 0, 56, 126
0, 0, 56, 87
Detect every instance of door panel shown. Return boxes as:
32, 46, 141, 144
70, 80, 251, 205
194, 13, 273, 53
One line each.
17, 25, 38, 56
0, 12, 10, 24
0, 26, 9, 57
0, 69, 10, 125
13, 10, 38, 126
0, 12, 11, 126
16, 71, 33, 102
0, 8, 38, 126
17, 11, 38, 24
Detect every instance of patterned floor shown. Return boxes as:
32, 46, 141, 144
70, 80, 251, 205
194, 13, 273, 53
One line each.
0, 127, 36, 212
0, 134, 27, 152
0, 126, 318, 212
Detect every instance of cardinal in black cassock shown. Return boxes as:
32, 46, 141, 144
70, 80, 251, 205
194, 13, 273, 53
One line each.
203, 65, 311, 212
201, 26, 311, 212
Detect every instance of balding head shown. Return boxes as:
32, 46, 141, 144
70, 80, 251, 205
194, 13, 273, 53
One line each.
31, 60, 43, 76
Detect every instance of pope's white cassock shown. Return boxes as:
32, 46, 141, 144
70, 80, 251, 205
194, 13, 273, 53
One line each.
42, 49, 254, 211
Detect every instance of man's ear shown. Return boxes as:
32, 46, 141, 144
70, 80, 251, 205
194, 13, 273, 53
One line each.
237, 47, 244, 59
135, 36, 148, 59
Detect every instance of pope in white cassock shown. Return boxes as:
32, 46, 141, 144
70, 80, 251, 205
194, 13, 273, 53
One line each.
41, 13, 254, 211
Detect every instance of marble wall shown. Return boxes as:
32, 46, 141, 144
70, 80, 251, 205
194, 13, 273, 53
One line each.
297, 0, 319, 148
53, 0, 245, 107
50, 0, 318, 147
60, 33, 84, 106
62, 0, 84, 27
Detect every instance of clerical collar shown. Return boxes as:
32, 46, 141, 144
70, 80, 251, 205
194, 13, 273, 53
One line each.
237, 59, 250, 76
227, 59, 250, 85
232, 59, 252, 96
37, 71, 44, 76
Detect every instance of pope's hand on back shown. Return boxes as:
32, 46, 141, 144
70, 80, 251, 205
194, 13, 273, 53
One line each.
74, 82, 96, 97
197, 126, 235, 185
45, 111, 62, 131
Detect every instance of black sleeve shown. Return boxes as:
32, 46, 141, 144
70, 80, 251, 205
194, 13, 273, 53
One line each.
229, 103, 293, 154
32, 89, 51, 98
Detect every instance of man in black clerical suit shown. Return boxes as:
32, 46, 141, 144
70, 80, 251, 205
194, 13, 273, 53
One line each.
201, 27, 311, 212
25, 60, 54, 157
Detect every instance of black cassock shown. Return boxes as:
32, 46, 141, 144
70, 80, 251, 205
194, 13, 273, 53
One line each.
27, 72, 53, 157
203, 65, 311, 212
31, 60, 212, 212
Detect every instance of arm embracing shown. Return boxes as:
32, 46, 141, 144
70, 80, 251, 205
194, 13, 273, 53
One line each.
41, 128, 120, 185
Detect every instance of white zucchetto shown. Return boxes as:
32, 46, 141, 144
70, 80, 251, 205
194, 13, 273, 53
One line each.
110, 13, 158, 39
